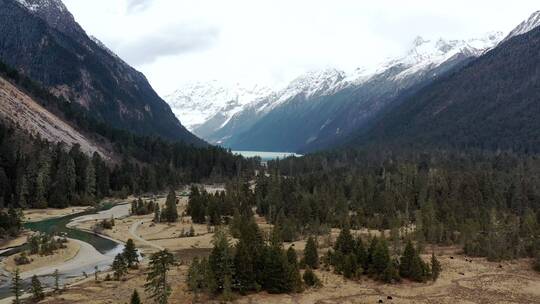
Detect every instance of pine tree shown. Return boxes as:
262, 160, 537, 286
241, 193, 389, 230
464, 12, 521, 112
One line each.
234, 238, 257, 294
31, 275, 45, 302
53, 269, 60, 292
112, 253, 127, 280
145, 250, 175, 304
303, 268, 320, 287
130, 289, 142, 304
354, 236, 367, 270
431, 252, 441, 281
399, 240, 416, 278
153, 204, 160, 223
11, 268, 22, 304
400, 240, 428, 282
163, 189, 178, 223
334, 224, 354, 255
304, 236, 319, 269
381, 260, 400, 283
369, 238, 391, 279
85, 161, 96, 200
123, 239, 139, 268
209, 230, 233, 293
286, 247, 303, 292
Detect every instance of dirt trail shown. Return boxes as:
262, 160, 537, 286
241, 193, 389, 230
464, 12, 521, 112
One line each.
129, 220, 164, 251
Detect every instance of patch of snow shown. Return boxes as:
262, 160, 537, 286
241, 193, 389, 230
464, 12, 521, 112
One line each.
16, 0, 67, 13
504, 11, 540, 41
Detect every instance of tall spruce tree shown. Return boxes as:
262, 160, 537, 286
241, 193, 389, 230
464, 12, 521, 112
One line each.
145, 250, 175, 304
286, 247, 303, 292
209, 230, 234, 293
11, 268, 22, 304
130, 289, 142, 304
163, 189, 178, 223
123, 239, 139, 268
431, 252, 441, 281
31, 275, 45, 302
304, 236, 319, 269
112, 253, 128, 280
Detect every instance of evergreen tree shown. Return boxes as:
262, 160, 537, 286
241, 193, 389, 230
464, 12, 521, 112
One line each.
304, 236, 319, 269
399, 240, 416, 278
153, 204, 160, 223
11, 268, 21, 304
261, 227, 295, 294
286, 247, 303, 292
431, 252, 441, 281
381, 260, 400, 283
162, 189, 178, 223
112, 253, 128, 280
145, 250, 175, 304
369, 238, 391, 279
400, 240, 428, 282
53, 269, 60, 292
354, 236, 367, 270
123, 239, 139, 268
31, 275, 45, 302
334, 224, 354, 255
303, 268, 320, 287
209, 230, 234, 293
130, 289, 142, 304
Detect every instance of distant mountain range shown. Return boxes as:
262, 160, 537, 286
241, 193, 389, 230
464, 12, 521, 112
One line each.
0, 0, 202, 145
165, 31, 504, 152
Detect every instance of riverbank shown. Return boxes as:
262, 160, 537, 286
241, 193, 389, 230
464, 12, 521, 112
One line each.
2, 239, 80, 273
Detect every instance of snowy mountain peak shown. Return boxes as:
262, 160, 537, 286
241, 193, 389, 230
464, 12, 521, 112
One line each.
16, 0, 67, 12
164, 81, 272, 130
505, 11, 540, 41
15, 0, 84, 38
285, 68, 346, 97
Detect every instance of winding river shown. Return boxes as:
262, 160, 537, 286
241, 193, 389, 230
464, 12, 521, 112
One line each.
0, 203, 129, 299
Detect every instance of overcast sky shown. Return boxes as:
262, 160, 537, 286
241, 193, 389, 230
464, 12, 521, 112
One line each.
63, 0, 539, 96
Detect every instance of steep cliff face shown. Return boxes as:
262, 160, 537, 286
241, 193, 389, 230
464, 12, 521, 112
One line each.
0, 0, 203, 144
0, 75, 108, 157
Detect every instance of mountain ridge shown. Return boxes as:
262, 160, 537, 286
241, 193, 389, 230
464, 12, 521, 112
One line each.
1, 0, 203, 144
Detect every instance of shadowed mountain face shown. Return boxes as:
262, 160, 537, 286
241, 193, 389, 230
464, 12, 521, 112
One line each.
354, 26, 540, 152
0, 0, 203, 145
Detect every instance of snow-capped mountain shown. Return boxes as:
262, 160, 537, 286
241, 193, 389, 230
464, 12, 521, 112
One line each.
14, 0, 86, 39
204, 32, 503, 152
164, 81, 272, 133
343, 32, 503, 86
505, 11, 540, 41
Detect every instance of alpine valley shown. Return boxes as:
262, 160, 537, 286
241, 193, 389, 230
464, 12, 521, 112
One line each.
2, 2, 540, 304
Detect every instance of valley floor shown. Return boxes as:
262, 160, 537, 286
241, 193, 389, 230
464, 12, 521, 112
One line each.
3, 189, 540, 304
38, 246, 540, 304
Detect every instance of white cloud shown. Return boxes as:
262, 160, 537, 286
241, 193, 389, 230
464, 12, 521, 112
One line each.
62, 0, 540, 95
126, 0, 153, 13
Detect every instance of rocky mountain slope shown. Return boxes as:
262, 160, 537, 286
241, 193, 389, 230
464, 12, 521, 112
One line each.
352, 12, 540, 152
187, 32, 502, 152
0, 0, 202, 144
0, 75, 107, 157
